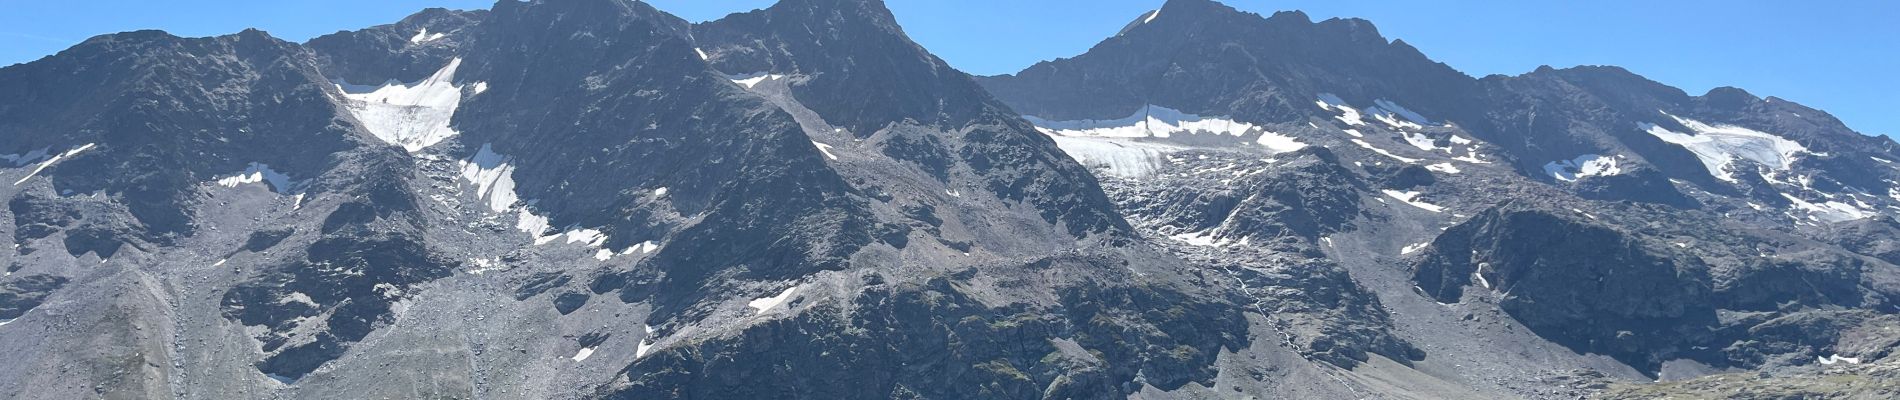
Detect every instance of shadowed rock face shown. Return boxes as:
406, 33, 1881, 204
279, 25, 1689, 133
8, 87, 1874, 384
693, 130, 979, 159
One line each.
613, 267, 1248, 399
1412, 206, 1718, 370
1412, 204, 1896, 375
694, 0, 1132, 239
1, 29, 359, 242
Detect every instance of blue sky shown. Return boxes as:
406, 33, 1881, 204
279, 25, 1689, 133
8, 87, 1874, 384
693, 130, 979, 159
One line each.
2, 0, 1893, 136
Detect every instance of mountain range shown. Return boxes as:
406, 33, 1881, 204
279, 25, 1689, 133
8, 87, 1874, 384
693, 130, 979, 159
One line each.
1, 0, 1895, 398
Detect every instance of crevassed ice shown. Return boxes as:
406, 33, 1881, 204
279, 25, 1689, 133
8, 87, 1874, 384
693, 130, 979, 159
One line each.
1643, 112, 1808, 183
336, 58, 465, 153
215, 162, 295, 193
1045, 136, 1180, 178
1543, 154, 1622, 182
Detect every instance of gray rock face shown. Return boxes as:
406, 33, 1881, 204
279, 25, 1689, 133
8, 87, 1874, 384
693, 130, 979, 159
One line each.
1412, 205, 1718, 371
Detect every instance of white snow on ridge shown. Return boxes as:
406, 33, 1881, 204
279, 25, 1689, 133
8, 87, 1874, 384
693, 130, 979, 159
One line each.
1025, 105, 1278, 141
728, 73, 784, 89
336, 58, 465, 153
695, 47, 709, 60
747, 285, 799, 315
1543, 154, 1623, 182
215, 162, 295, 192
409, 28, 446, 44
1382, 190, 1446, 213
1143, 9, 1161, 24
12, 143, 95, 186
1643, 113, 1808, 183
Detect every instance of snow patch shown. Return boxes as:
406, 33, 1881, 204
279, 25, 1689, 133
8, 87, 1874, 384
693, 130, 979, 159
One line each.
11, 143, 94, 186
811, 141, 838, 160
1643, 113, 1808, 183
1817, 354, 1860, 365
1254, 130, 1307, 153
728, 73, 784, 89
1372, 99, 1431, 126
1544, 154, 1623, 182
467, 257, 507, 275
459, 144, 520, 213
1143, 9, 1161, 23
1169, 231, 1237, 248
1400, 131, 1450, 153
1780, 193, 1875, 223
1382, 190, 1446, 212
215, 163, 295, 192
1316, 94, 1365, 126
409, 28, 446, 44
747, 285, 799, 315
571, 347, 595, 362
1425, 163, 1461, 174
695, 47, 709, 60
336, 58, 465, 152
1401, 242, 1429, 255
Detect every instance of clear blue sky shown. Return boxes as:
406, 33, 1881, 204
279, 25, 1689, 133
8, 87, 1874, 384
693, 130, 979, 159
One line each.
2, 1, 1893, 137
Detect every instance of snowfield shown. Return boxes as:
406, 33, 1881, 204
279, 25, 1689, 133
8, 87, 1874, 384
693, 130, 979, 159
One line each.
336, 58, 466, 152
1543, 154, 1622, 182
1644, 113, 1808, 183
